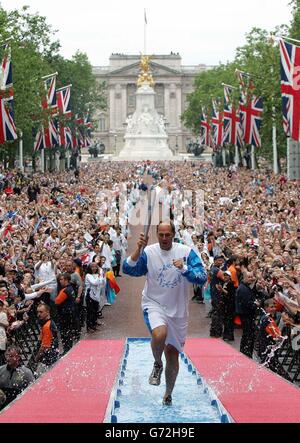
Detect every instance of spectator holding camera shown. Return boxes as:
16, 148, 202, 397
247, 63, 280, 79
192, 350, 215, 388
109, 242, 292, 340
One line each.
0, 301, 8, 365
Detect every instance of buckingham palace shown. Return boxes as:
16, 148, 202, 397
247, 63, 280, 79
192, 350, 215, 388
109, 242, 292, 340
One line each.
92, 53, 214, 154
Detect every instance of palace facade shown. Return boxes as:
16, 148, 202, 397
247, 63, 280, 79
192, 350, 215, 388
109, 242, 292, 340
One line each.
92, 53, 214, 154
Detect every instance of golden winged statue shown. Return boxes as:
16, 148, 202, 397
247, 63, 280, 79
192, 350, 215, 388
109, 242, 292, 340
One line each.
137, 55, 155, 88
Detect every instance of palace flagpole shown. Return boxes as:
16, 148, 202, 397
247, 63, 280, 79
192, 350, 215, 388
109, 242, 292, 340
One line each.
144, 9, 147, 55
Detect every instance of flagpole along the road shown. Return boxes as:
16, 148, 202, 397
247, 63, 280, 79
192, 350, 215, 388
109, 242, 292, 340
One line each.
56, 84, 72, 92
251, 145, 256, 170
222, 147, 227, 167
66, 149, 70, 169
40, 148, 45, 173
277, 35, 300, 45
268, 45, 279, 174
19, 130, 23, 172
144, 9, 147, 55
235, 145, 240, 166
41, 72, 58, 81
273, 110, 279, 174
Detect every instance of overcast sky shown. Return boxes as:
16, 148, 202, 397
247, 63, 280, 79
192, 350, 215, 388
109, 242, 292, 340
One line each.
0, 0, 293, 66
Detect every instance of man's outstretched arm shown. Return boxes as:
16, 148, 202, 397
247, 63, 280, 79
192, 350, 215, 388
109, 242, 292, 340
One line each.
123, 251, 148, 277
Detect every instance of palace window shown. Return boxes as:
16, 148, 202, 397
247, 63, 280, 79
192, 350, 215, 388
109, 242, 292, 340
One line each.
99, 116, 106, 132
127, 84, 137, 114
155, 84, 164, 115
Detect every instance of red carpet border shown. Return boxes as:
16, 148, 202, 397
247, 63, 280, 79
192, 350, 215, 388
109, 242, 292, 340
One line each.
185, 338, 300, 423
0, 339, 125, 423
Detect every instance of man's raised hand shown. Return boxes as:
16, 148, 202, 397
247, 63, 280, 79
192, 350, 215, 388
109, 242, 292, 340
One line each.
137, 233, 149, 251
173, 259, 184, 270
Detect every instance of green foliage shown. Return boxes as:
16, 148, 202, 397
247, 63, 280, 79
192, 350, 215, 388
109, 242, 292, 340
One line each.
182, 8, 296, 161
234, 27, 287, 159
49, 51, 106, 123
0, 4, 106, 160
182, 62, 239, 134
289, 0, 300, 39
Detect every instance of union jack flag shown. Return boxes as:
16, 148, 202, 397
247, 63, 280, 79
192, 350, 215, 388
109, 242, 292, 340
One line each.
0, 44, 17, 144
34, 74, 59, 151
75, 119, 85, 149
56, 86, 72, 118
199, 128, 205, 146
64, 126, 74, 149
33, 119, 59, 152
235, 69, 254, 103
279, 39, 300, 140
223, 85, 244, 148
211, 99, 224, 148
84, 134, 92, 148
200, 107, 212, 147
42, 74, 57, 113
239, 96, 263, 147
56, 85, 73, 148
33, 128, 46, 152
236, 69, 263, 147
85, 114, 93, 129
71, 128, 79, 150
76, 114, 93, 148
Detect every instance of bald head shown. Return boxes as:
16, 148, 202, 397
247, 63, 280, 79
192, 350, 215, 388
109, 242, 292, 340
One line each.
157, 221, 175, 251
156, 220, 175, 235
242, 271, 256, 285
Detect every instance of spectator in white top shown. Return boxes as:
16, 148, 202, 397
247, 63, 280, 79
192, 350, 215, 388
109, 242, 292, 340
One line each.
99, 233, 113, 271
0, 301, 8, 365
85, 263, 106, 332
34, 252, 58, 301
44, 228, 60, 249
110, 226, 127, 277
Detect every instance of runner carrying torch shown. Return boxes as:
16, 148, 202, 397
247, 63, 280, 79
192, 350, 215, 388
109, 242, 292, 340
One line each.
123, 216, 207, 406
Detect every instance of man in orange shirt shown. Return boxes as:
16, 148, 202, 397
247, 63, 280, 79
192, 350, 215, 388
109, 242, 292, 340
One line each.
227, 256, 239, 289
55, 273, 77, 355
35, 303, 59, 375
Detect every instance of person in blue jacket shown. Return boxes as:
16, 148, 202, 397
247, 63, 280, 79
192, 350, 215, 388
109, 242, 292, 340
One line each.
123, 220, 207, 406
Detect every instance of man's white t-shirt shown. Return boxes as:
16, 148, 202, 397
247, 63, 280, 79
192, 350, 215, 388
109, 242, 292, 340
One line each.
141, 243, 193, 318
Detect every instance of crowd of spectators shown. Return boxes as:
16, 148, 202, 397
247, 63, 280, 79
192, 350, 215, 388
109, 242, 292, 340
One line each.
156, 162, 300, 382
0, 159, 299, 410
